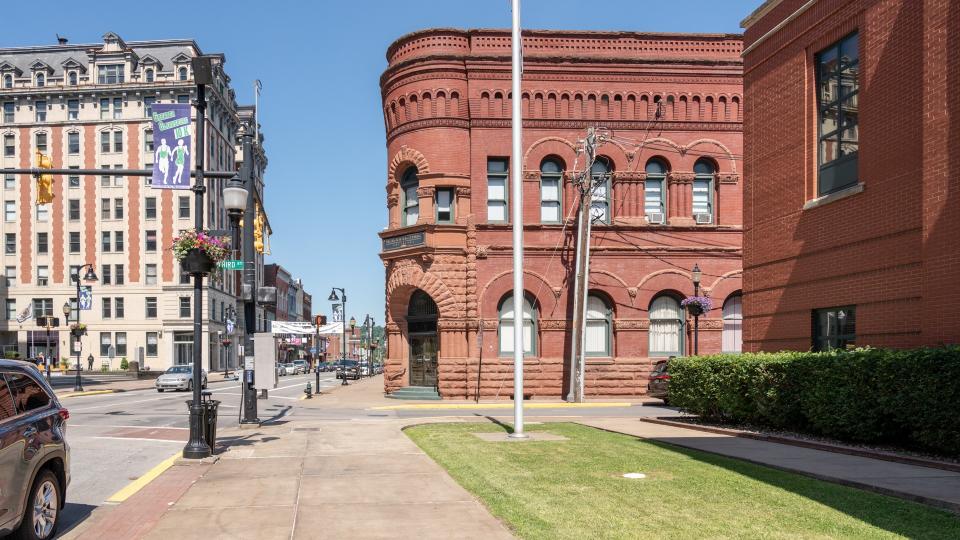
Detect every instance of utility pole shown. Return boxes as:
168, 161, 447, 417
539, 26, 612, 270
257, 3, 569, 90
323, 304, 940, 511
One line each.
566, 128, 603, 403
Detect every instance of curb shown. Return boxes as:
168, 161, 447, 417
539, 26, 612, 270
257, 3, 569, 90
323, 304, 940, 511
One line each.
640, 417, 960, 474
57, 389, 118, 398
105, 451, 180, 503
371, 402, 633, 411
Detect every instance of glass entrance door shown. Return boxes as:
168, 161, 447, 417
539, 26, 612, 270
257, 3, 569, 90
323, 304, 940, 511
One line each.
409, 335, 437, 388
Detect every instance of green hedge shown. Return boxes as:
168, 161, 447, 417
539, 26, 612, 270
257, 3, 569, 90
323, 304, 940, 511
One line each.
669, 347, 960, 456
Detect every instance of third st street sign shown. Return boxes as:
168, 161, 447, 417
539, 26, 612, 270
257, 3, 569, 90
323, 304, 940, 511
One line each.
218, 260, 244, 270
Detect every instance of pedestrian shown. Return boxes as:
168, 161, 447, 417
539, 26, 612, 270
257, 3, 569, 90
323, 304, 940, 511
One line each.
87, 353, 94, 372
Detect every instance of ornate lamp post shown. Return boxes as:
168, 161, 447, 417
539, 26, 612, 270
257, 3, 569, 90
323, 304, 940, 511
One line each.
66, 265, 97, 392
329, 288, 348, 385
692, 263, 702, 356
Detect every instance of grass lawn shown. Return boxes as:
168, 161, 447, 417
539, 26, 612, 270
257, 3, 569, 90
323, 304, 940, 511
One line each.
405, 422, 960, 540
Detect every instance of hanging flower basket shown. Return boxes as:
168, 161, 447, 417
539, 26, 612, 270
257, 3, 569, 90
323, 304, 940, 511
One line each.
70, 323, 87, 338
681, 296, 712, 317
173, 230, 229, 276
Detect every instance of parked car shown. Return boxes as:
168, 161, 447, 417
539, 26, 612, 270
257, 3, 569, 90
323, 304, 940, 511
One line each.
358, 362, 370, 377
155, 365, 208, 392
293, 360, 308, 374
335, 360, 360, 380
283, 363, 300, 375
0, 358, 71, 540
647, 360, 671, 405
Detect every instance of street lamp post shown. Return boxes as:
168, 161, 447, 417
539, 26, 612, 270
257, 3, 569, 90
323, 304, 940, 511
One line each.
66, 265, 97, 392
363, 315, 374, 377
692, 263, 702, 356
328, 288, 347, 385
349, 316, 357, 375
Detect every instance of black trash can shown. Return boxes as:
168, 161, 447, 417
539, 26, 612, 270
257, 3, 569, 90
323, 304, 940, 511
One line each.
201, 391, 220, 450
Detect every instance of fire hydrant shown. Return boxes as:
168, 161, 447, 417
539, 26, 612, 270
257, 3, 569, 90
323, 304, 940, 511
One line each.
304, 382, 312, 399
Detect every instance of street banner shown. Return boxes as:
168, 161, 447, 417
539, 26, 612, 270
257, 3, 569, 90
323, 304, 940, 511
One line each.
79, 286, 93, 310
332, 304, 343, 322
150, 103, 192, 189
15, 305, 32, 323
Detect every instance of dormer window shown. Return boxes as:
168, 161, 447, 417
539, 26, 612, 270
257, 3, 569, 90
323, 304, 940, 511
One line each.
97, 64, 124, 84
145, 68, 154, 83
35, 73, 45, 87
68, 71, 77, 85
2, 75, 11, 89
178, 67, 188, 81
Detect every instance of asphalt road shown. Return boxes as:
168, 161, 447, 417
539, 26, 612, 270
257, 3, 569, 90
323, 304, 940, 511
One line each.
57, 371, 337, 535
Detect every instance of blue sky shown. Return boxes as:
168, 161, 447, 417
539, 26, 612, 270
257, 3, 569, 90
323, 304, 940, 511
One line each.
4, 0, 758, 321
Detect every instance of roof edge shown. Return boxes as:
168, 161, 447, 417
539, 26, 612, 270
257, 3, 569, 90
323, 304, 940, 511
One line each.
741, 0, 785, 29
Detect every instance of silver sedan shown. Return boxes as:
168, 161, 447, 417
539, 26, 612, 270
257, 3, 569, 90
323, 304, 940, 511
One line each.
155, 365, 208, 392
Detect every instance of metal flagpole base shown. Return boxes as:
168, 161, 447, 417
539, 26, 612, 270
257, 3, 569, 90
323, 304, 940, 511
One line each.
508, 432, 529, 439
182, 402, 211, 459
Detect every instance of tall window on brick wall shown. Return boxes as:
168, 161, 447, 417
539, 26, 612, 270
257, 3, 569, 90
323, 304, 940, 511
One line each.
649, 295, 683, 357
722, 293, 743, 353
585, 294, 612, 357
67, 99, 79, 120
487, 158, 508, 223
400, 167, 419, 227
812, 306, 855, 351
498, 293, 537, 356
816, 32, 859, 196
645, 159, 668, 224
693, 159, 715, 223
435, 188, 453, 224
68, 131, 80, 154
589, 157, 611, 224
540, 159, 563, 224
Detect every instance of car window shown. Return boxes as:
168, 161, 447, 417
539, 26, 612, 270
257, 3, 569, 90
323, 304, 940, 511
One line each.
5, 371, 51, 413
0, 373, 17, 420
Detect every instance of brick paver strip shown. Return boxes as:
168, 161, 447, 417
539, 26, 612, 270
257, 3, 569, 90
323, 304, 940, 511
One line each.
74, 461, 212, 539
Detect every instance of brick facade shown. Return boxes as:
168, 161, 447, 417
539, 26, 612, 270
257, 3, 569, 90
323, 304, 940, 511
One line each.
742, 0, 960, 350
380, 29, 744, 399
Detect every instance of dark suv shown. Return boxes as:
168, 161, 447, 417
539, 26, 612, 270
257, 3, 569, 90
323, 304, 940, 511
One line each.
0, 359, 70, 540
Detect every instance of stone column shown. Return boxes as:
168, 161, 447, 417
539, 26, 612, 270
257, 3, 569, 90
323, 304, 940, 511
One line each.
668, 172, 695, 226
612, 171, 646, 225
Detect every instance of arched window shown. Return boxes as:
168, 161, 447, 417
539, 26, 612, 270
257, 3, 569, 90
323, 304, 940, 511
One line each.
540, 159, 562, 224
645, 159, 668, 223
590, 156, 611, 224
400, 167, 419, 226
35, 73, 45, 87
178, 67, 188, 81
693, 159, 715, 222
499, 293, 537, 356
68, 71, 77, 85
145, 68, 154, 83
649, 295, 683, 356
585, 294, 612, 356
2, 74, 11, 89
722, 293, 743, 353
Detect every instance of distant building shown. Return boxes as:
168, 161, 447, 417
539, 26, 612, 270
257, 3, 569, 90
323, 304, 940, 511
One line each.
741, 0, 959, 350
379, 29, 744, 398
0, 32, 269, 371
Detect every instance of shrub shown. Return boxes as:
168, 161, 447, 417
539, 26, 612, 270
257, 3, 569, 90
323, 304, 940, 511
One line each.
120, 357, 129, 370
669, 347, 960, 456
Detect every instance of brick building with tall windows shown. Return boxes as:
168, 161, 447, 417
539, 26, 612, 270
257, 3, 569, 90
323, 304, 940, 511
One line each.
741, 0, 959, 351
379, 29, 744, 399
0, 32, 269, 371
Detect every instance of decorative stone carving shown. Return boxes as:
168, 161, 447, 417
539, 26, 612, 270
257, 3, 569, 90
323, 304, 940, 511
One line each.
437, 319, 479, 331
614, 319, 649, 330
475, 245, 488, 259
718, 173, 739, 184
667, 172, 695, 184
456, 187, 471, 198
694, 319, 724, 330
613, 171, 646, 183
385, 322, 400, 332
552, 287, 562, 298
539, 319, 568, 330
387, 193, 400, 207
523, 170, 540, 181
420, 253, 434, 266
416, 186, 435, 198
627, 287, 638, 299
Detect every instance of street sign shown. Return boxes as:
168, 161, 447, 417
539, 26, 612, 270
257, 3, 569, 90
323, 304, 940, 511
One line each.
79, 286, 93, 310
309, 347, 318, 354
218, 260, 244, 270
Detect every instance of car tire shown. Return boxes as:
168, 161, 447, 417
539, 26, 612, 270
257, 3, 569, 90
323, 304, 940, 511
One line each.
202, 380, 207, 389
187, 380, 193, 392
13, 469, 61, 540
157, 389, 164, 393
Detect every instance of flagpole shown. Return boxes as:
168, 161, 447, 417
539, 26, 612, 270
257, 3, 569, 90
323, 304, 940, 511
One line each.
509, 0, 527, 439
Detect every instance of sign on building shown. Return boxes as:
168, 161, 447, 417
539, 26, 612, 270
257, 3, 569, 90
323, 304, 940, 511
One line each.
150, 103, 192, 190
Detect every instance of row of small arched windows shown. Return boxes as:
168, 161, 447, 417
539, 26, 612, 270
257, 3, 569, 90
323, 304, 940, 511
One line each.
496, 291, 742, 357
2, 67, 188, 89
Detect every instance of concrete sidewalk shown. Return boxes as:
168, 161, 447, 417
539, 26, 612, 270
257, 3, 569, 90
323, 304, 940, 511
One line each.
579, 418, 960, 513
70, 417, 514, 539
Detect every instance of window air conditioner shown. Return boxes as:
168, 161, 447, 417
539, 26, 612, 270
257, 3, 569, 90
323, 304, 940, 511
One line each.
646, 212, 664, 225
695, 213, 713, 225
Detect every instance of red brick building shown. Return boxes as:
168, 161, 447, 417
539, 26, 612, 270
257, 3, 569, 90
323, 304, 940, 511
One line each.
380, 29, 744, 398
741, 0, 959, 351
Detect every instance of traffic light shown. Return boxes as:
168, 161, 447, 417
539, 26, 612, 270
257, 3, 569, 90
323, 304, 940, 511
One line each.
36, 152, 54, 205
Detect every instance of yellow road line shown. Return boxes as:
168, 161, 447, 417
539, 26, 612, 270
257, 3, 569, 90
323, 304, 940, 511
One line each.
58, 389, 117, 398
371, 402, 633, 411
105, 451, 180, 503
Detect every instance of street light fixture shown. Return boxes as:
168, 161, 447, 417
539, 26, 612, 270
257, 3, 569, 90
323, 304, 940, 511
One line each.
68, 264, 98, 392
692, 263, 702, 356
329, 288, 348, 385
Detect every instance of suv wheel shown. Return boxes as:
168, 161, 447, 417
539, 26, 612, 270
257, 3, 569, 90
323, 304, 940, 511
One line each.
14, 469, 60, 540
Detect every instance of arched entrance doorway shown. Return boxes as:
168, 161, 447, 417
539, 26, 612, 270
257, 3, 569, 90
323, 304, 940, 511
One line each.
407, 290, 438, 388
